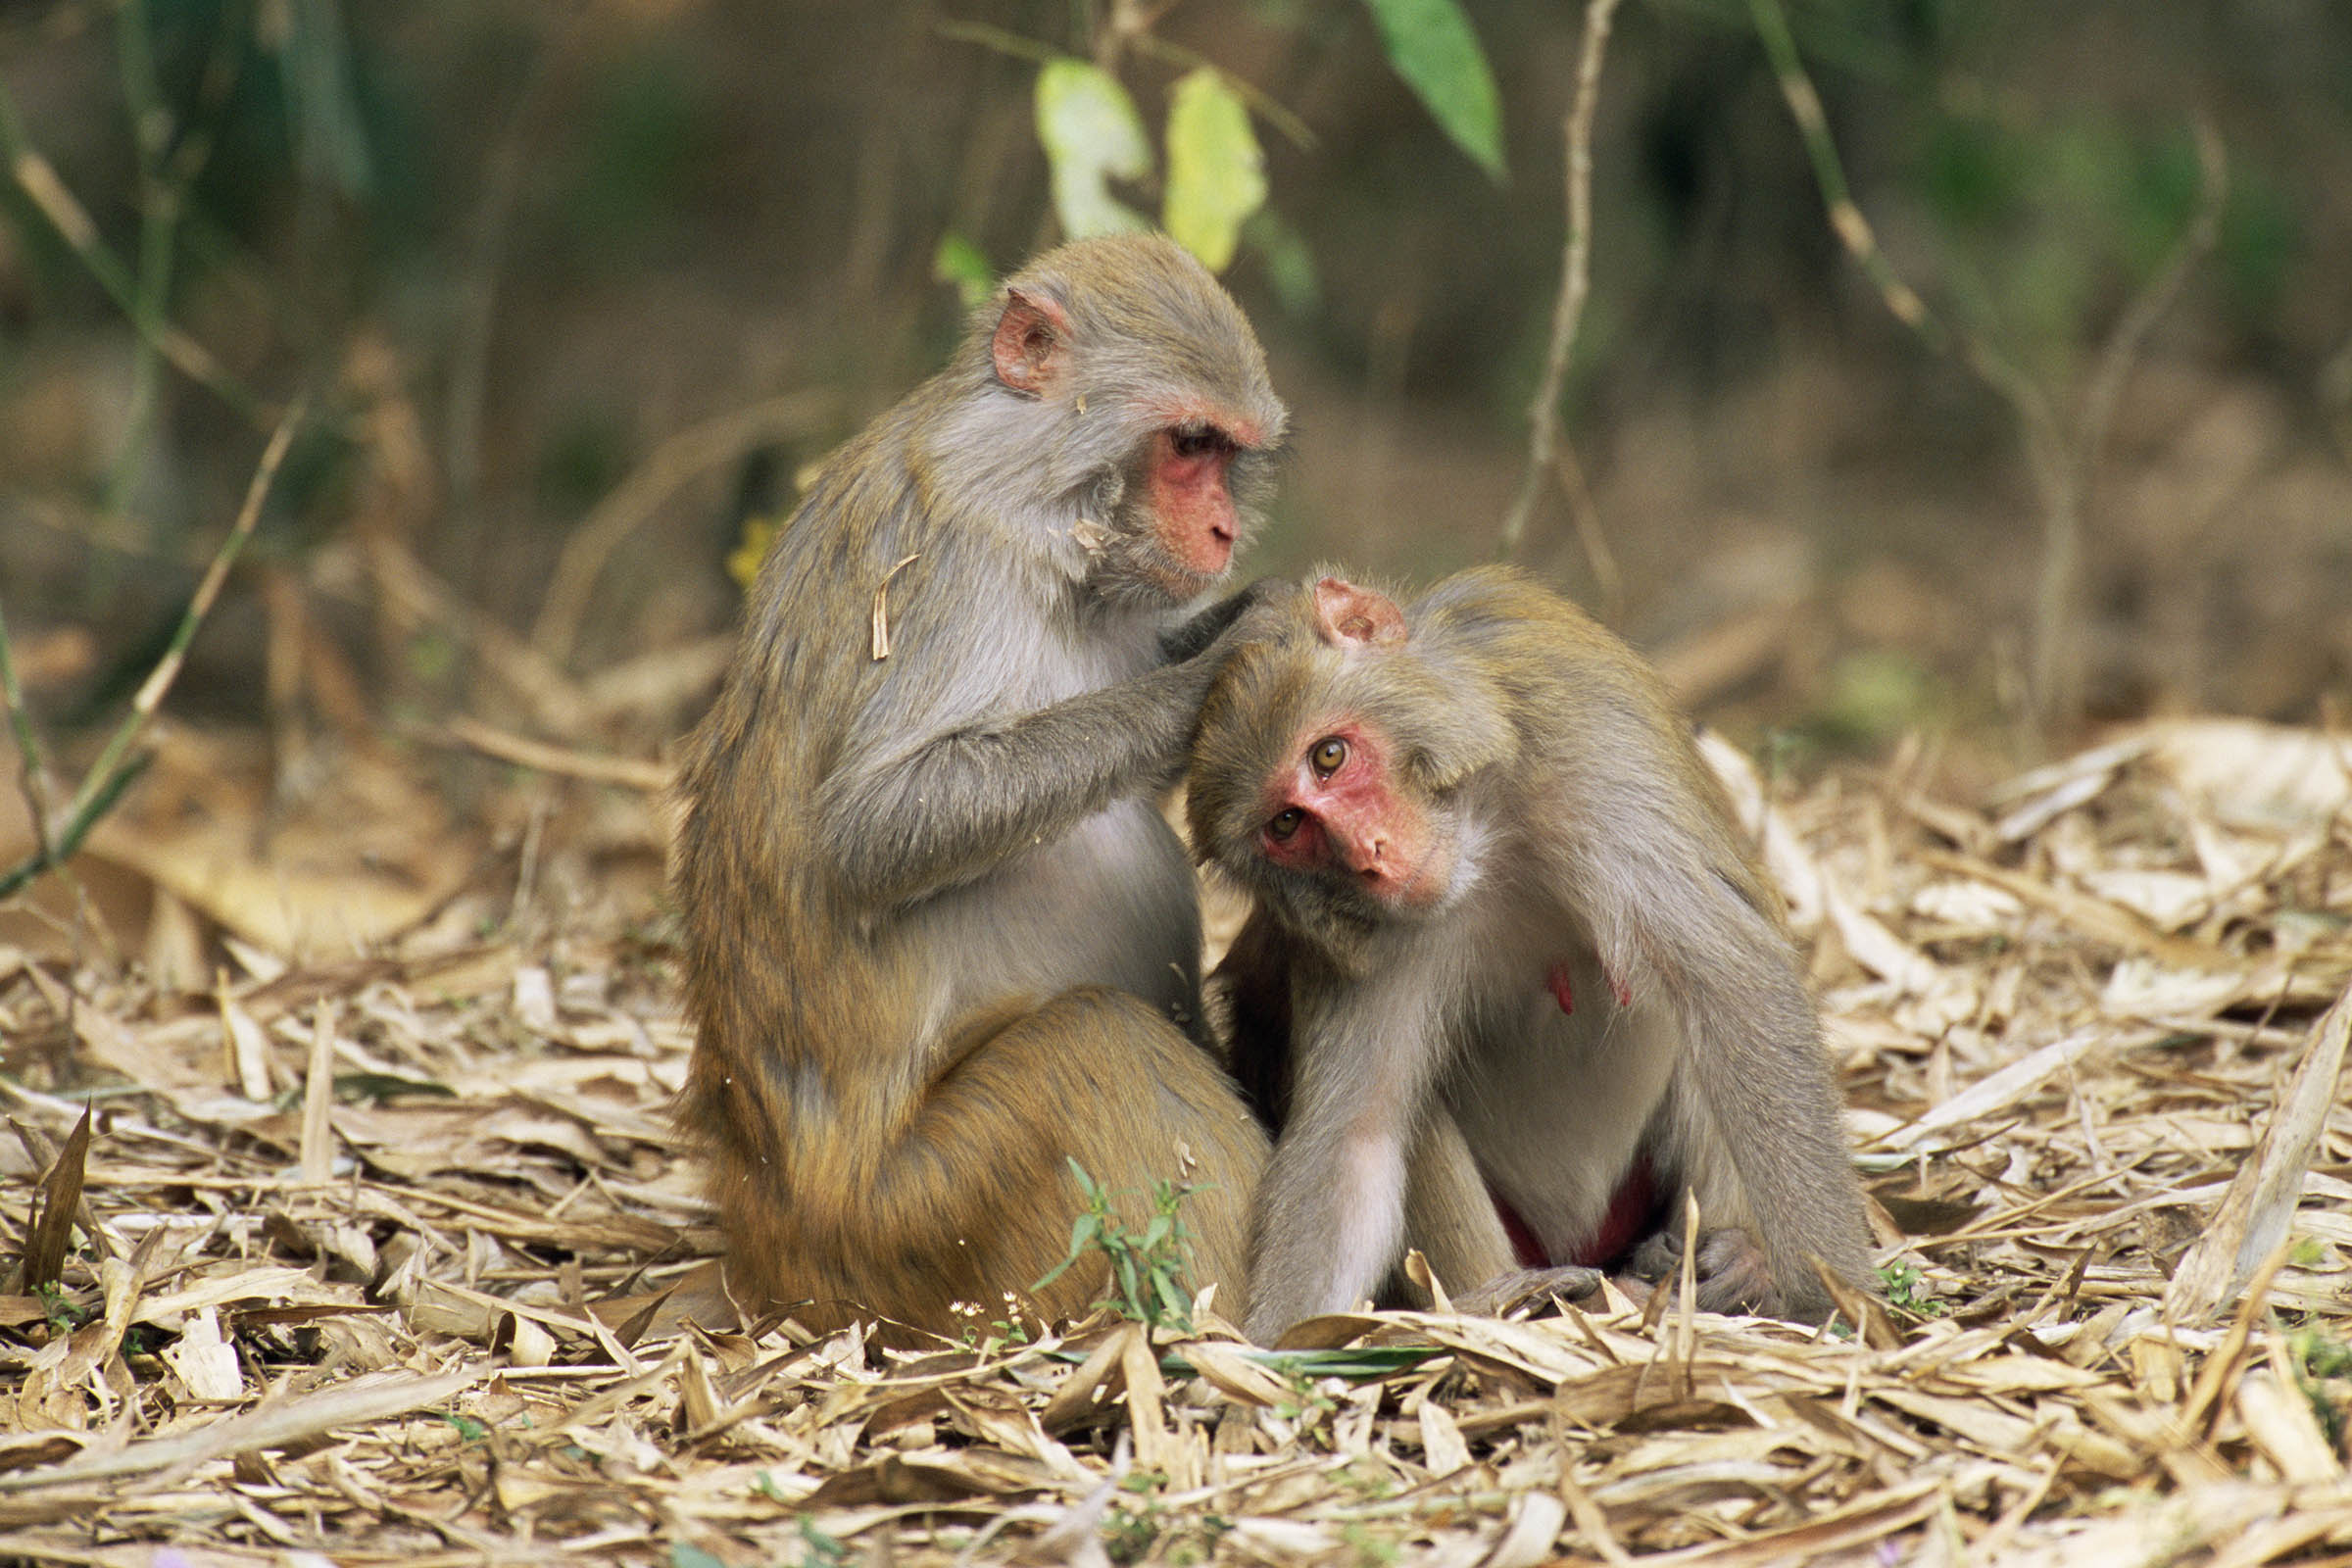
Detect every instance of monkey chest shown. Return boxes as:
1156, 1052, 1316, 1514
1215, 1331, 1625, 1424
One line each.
901, 799, 1200, 1024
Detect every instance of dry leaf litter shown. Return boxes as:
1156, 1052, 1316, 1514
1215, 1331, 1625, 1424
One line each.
0, 715, 2347, 1567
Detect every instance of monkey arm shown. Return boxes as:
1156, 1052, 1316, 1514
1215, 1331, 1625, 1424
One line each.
1244, 974, 1449, 1343
1555, 795, 1874, 1319
1400, 1110, 1524, 1295
815, 658, 1219, 909
1159, 576, 1293, 662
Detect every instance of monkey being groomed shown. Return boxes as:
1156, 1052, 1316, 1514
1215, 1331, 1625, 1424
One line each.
1189, 567, 1879, 1345
674, 234, 1289, 1339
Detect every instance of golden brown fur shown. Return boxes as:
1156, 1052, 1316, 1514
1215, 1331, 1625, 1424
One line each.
675, 236, 1281, 1337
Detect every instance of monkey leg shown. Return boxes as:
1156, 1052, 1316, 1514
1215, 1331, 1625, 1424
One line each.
1394, 1113, 1600, 1315
721, 987, 1268, 1339
1398, 1110, 1516, 1298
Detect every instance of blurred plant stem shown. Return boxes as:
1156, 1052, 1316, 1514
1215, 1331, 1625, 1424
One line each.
0, 74, 271, 430
103, 0, 176, 519
1497, 0, 1622, 624
1747, 0, 2224, 745
0, 406, 305, 902
1091, 0, 1178, 76
0, 602, 59, 872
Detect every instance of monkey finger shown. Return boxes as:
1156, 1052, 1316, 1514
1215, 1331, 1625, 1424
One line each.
1625, 1228, 1683, 1281
1164, 575, 1295, 662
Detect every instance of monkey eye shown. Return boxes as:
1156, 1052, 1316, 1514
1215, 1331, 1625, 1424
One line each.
1267, 808, 1304, 841
1169, 424, 1227, 460
1309, 736, 1348, 777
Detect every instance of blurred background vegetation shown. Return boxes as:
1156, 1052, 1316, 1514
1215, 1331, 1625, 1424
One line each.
2, 0, 2347, 820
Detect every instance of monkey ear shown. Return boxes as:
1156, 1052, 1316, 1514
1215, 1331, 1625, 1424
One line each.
991, 288, 1071, 395
1311, 577, 1406, 648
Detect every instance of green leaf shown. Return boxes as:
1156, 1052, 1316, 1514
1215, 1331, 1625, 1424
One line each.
1161, 69, 1266, 272
669, 1546, 727, 1568
932, 232, 996, 312
1036, 58, 1153, 240
333, 1072, 458, 1103
1250, 1345, 1447, 1379
1358, 0, 1505, 179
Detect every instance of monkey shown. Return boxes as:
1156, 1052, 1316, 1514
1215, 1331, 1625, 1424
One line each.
1186, 567, 1877, 1344
673, 234, 1288, 1339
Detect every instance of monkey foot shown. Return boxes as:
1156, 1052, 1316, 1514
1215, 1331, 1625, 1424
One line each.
1623, 1225, 1781, 1316
1451, 1264, 1604, 1318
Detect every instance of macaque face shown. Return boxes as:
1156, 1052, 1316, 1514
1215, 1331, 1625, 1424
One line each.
1254, 716, 1455, 915
989, 279, 1280, 605
1128, 403, 1272, 596
1148, 421, 1246, 578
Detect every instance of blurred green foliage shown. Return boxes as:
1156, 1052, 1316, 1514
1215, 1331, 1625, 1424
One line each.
1358, 0, 1504, 179
1162, 69, 1267, 270
560, 50, 714, 260
1036, 57, 1156, 240
3, 0, 2346, 736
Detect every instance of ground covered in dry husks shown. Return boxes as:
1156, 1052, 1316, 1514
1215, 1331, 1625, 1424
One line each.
0, 716, 2348, 1568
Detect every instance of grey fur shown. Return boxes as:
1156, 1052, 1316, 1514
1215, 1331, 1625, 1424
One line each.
1191, 567, 1877, 1343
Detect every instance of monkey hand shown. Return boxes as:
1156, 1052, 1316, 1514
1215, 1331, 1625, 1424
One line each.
1450, 1263, 1603, 1319
1625, 1226, 1782, 1316
1161, 575, 1300, 663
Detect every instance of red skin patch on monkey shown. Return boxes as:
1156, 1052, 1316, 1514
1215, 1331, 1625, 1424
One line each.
1548, 961, 1630, 1013
1487, 1155, 1659, 1271
1491, 1186, 1550, 1268
1148, 428, 1238, 576
1576, 1154, 1659, 1267
1257, 721, 1446, 907
1146, 399, 1263, 580
1546, 962, 1574, 1014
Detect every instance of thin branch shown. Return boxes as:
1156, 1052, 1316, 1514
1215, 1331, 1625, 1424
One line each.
445, 45, 559, 535
366, 541, 595, 739
942, 6, 1317, 152
1498, 0, 1623, 587
2028, 120, 2226, 725
935, 19, 1065, 67
1747, 0, 2060, 450
1744, 0, 2222, 740
1127, 34, 1315, 151
1094, 0, 1177, 75
0, 405, 305, 902
438, 717, 672, 794
1549, 442, 1620, 620
2075, 119, 2228, 506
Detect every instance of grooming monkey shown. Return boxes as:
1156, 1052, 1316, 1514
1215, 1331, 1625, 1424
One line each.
1188, 568, 1876, 1343
675, 235, 1286, 1336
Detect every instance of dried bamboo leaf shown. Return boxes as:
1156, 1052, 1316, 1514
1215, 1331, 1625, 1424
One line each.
2166, 981, 2352, 1321
20, 1107, 89, 1289
0, 1369, 473, 1492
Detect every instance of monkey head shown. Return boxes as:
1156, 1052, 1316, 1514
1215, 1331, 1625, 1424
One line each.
1189, 574, 1518, 958
947, 234, 1288, 607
